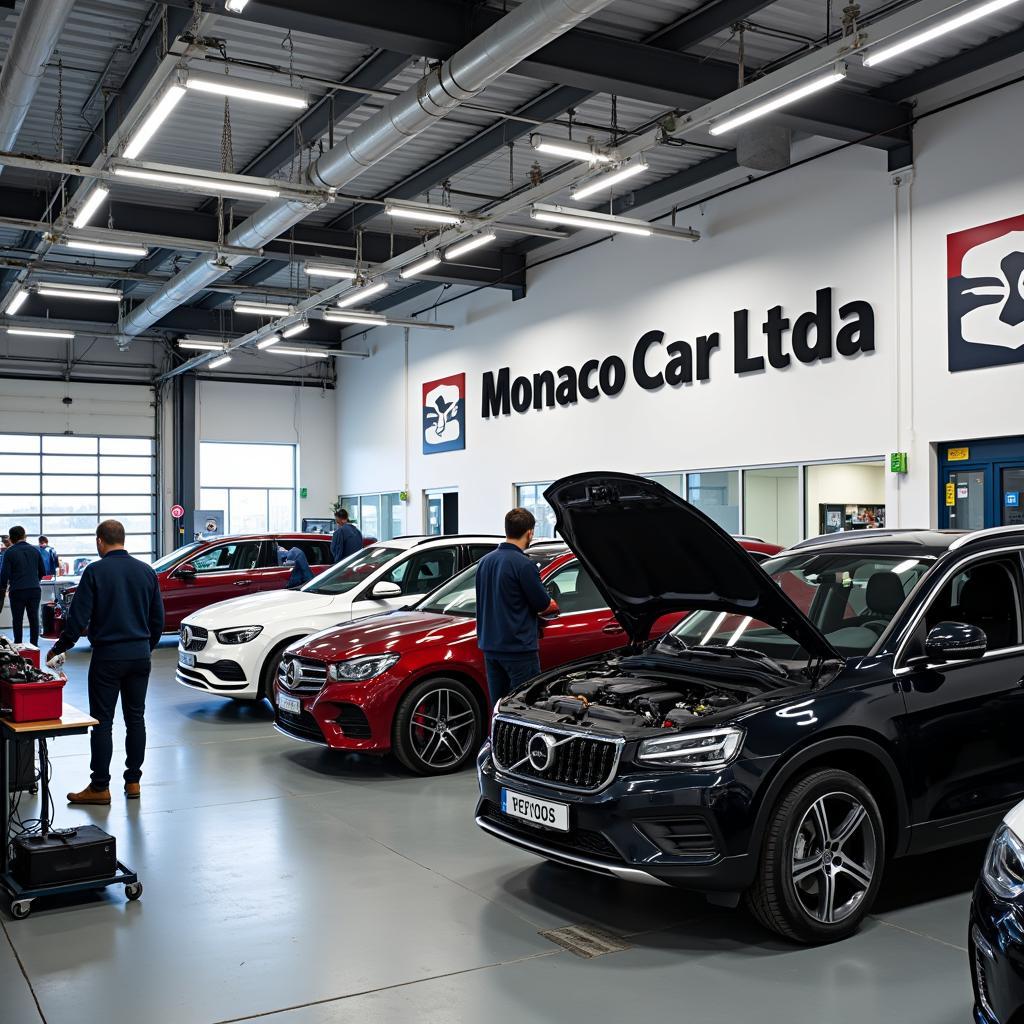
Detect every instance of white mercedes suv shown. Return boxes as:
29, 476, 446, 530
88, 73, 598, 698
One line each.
175, 535, 499, 701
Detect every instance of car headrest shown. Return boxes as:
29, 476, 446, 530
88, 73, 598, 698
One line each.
959, 565, 1013, 620
865, 572, 905, 617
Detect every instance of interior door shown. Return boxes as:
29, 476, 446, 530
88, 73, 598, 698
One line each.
999, 464, 1024, 525
944, 466, 988, 531
902, 553, 1024, 838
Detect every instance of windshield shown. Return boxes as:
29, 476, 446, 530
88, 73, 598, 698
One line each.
301, 545, 402, 595
418, 547, 566, 617
670, 552, 933, 661
149, 542, 203, 573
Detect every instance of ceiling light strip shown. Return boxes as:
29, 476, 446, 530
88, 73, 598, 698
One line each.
123, 85, 186, 160
65, 239, 149, 257
7, 327, 75, 339
336, 281, 388, 308
445, 233, 496, 260
400, 256, 441, 279
72, 187, 110, 230
184, 70, 308, 109
113, 166, 281, 199
37, 285, 123, 302
708, 67, 847, 135
572, 159, 649, 201
5, 288, 29, 315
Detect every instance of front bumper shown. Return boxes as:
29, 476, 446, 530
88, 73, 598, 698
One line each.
476, 741, 767, 893
970, 880, 1024, 1024
175, 637, 260, 698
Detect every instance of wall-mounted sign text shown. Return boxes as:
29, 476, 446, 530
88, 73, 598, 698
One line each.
481, 287, 875, 418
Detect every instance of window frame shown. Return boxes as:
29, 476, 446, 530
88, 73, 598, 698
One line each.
542, 559, 606, 616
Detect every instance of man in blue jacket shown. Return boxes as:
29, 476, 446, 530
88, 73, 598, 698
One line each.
331, 508, 363, 562
0, 525, 46, 646
37, 535, 59, 576
475, 508, 559, 704
46, 519, 165, 806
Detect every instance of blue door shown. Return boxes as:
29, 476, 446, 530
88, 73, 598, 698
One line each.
939, 437, 1024, 528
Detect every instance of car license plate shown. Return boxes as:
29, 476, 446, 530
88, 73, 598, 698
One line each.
501, 788, 569, 832
178, 651, 196, 669
277, 693, 301, 715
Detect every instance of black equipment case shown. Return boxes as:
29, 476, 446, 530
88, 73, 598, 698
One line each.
11, 826, 117, 888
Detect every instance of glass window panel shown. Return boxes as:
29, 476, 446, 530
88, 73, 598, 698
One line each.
100, 495, 151, 515
515, 483, 556, 539
43, 475, 96, 494
804, 462, 886, 537
199, 489, 229, 515
0, 495, 40, 516
44, 495, 98, 515
3, 517, 41, 536
200, 442, 294, 488
43, 454, 97, 474
268, 490, 294, 531
380, 492, 403, 541
100, 437, 152, 455
360, 495, 380, 540
100, 476, 151, 494
43, 436, 97, 454
227, 489, 268, 533
687, 471, 740, 534
0, 454, 40, 473
124, 534, 155, 552
42, 515, 100, 532
646, 473, 684, 496
46, 535, 99, 555
0, 474, 41, 493
0, 434, 39, 453
110, 515, 154, 534
99, 455, 151, 475
743, 466, 799, 548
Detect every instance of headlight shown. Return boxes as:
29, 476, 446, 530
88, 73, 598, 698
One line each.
327, 653, 399, 681
983, 824, 1024, 900
637, 727, 744, 769
214, 625, 263, 645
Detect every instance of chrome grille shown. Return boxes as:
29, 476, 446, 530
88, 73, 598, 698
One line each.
179, 624, 208, 652
278, 654, 328, 694
491, 716, 621, 793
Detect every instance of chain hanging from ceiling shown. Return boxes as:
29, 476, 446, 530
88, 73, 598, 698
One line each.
55, 55, 66, 215
218, 93, 235, 246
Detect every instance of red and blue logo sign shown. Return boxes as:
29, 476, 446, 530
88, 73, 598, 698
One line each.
422, 373, 466, 454
948, 213, 1024, 372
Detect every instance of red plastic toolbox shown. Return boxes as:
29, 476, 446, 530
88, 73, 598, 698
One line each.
0, 674, 66, 723
14, 644, 40, 669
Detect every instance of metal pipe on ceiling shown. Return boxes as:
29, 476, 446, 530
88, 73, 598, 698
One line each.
0, 0, 76, 169
118, 0, 617, 340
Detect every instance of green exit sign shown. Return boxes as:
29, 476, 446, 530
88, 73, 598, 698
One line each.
889, 452, 908, 474
300, 487, 308, 499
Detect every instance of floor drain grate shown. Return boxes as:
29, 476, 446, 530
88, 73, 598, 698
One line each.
539, 924, 632, 959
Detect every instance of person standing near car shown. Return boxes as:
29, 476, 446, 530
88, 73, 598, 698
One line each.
45, 519, 164, 806
0, 525, 45, 646
475, 508, 559, 704
37, 535, 59, 576
331, 508, 363, 562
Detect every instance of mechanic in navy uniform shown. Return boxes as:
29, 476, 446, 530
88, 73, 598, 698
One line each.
46, 519, 165, 806
331, 508, 363, 562
0, 525, 46, 646
278, 544, 314, 589
475, 508, 559, 704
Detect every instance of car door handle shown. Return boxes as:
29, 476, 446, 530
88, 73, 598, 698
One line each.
602, 622, 625, 635
233, 580, 253, 587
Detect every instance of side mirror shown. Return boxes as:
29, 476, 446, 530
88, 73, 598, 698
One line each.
924, 621, 987, 663
175, 562, 197, 580
370, 580, 402, 599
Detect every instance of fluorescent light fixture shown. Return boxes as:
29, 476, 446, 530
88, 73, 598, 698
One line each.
72, 187, 109, 229
123, 84, 185, 159
572, 159, 649, 201
233, 301, 292, 316
304, 263, 358, 279
385, 202, 463, 225
708, 67, 847, 135
531, 203, 652, 237
282, 322, 309, 338
7, 327, 75, 339
530, 133, 612, 163
323, 311, 388, 325
336, 281, 388, 308
5, 288, 29, 314
208, 354, 232, 369
863, 0, 1023, 66
270, 347, 332, 359
37, 284, 122, 303
184, 70, 307, 110
113, 166, 281, 200
256, 333, 282, 350
178, 339, 225, 351
225, 0, 250, 11
65, 239, 149, 257
400, 256, 441, 279
445, 233, 496, 260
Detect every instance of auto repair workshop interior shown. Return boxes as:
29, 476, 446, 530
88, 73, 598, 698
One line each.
4, 0, 1024, 1021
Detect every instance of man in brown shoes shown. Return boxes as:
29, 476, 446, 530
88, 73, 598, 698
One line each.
46, 520, 164, 804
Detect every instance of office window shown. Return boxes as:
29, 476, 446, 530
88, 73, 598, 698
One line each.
0, 433, 155, 572
743, 466, 799, 548
687, 470, 740, 534
515, 482, 556, 539
199, 442, 296, 534
340, 492, 403, 540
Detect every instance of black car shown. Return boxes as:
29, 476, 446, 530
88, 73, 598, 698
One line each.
476, 471, 1024, 944
970, 806, 1024, 1023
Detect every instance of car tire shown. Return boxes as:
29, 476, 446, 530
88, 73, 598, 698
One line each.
259, 641, 296, 703
392, 677, 483, 776
746, 768, 885, 944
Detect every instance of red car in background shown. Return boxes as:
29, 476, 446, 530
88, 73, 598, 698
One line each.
274, 537, 781, 775
44, 532, 337, 637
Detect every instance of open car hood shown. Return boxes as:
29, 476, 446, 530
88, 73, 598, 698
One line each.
544, 472, 839, 660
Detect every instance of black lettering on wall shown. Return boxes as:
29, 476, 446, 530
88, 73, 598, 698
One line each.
792, 287, 833, 364
511, 376, 532, 413
763, 305, 791, 369
696, 333, 720, 382
533, 370, 556, 409
579, 359, 600, 400
632, 331, 665, 391
733, 309, 764, 374
555, 365, 578, 406
481, 367, 510, 418
600, 355, 627, 395
837, 300, 876, 356
665, 340, 693, 385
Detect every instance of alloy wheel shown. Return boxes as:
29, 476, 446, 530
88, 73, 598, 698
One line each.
409, 687, 477, 769
791, 791, 877, 925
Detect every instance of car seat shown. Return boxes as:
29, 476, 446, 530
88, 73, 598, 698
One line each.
861, 572, 906, 634
956, 564, 1018, 650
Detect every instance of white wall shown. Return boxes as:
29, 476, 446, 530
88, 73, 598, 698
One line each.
197, 381, 338, 528
336, 75, 1024, 539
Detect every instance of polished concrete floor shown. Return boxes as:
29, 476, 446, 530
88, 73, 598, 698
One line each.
2, 640, 979, 1023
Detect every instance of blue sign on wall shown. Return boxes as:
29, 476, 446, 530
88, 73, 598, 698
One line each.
1006, 492, 1019, 507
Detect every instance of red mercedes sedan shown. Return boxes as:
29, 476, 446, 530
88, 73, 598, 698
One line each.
274, 537, 781, 775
